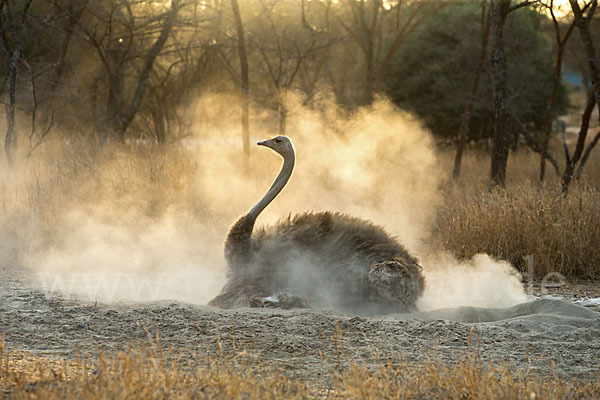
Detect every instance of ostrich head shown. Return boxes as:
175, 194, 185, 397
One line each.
257, 136, 294, 157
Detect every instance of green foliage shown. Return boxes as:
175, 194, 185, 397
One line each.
384, 2, 568, 141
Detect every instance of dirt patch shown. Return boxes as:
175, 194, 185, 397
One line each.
2, 264, 599, 383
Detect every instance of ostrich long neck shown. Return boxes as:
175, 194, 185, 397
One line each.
224, 149, 295, 265
248, 150, 295, 220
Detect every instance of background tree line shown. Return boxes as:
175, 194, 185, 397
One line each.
1, 0, 599, 189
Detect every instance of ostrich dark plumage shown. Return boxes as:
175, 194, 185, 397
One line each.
208, 136, 424, 314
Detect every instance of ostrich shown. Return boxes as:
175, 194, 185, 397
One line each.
208, 136, 424, 314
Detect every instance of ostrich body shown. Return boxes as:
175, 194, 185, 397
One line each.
208, 136, 424, 313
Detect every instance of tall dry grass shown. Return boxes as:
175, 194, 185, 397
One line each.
434, 183, 600, 278
433, 146, 600, 279
0, 333, 309, 399
1, 334, 599, 399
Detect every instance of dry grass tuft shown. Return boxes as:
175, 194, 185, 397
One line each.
336, 355, 600, 399
0, 333, 309, 399
433, 148, 600, 279
1, 333, 599, 399
337, 356, 600, 399
433, 182, 600, 278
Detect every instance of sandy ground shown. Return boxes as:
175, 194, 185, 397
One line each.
1, 263, 600, 384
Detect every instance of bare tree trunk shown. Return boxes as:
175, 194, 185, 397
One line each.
575, 130, 600, 179
0, 0, 33, 165
51, 0, 88, 91
106, 64, 125, 141
4, 50, 19, 165
90, 80, 106, 146
453, 1, 490, 180
489, 0, 511, 189
564, 0, 600, 192
365, 39, 376, 104
539, 45, 566, 182
364, 0, 379, 104
152, 95, 167, 144
540, 4, 577, 182
278, 91, 287, 135
231, 0, 250, 167
562, 93, 596, 191
118, 1, 179, 139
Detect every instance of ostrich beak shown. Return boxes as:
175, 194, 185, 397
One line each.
257, 140, 270, 147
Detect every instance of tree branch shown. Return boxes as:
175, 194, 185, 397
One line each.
575, 131, 600, 179
509, 112, 560, 175
508, 0, 536, 13
120, 0, 180, 134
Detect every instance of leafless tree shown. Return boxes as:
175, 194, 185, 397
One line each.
538, 0, 580, 182
489, 0, 512, 188
48, 0, 89, 91
562, 0, 600, 192
231, 0, 250, 167
489, 0, 537, 188
0, 0, 34, 164
247, 0, 329, 134
77, 0, 181, 144
453, 0, 491, 180
332, 0, 443, 104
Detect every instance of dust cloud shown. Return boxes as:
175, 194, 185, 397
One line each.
417, 253, 527, 311
14, 94, 527, 311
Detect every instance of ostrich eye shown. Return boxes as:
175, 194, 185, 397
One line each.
275, 138, 282, 143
